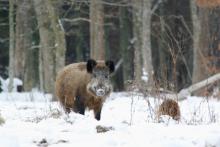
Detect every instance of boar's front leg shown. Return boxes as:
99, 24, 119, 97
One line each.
94, 106, 102, 121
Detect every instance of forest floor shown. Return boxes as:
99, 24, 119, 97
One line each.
0, 92, 220, 147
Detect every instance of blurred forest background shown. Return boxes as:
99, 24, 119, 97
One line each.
0, 0, 220, 97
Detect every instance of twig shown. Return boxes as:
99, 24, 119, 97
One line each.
115, 58, 123, 72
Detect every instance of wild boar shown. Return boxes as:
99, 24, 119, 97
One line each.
55, 59, 115, 120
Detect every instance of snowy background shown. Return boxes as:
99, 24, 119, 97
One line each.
0, 90, 220, 147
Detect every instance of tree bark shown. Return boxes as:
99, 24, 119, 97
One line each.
191, 5, 210, 84
47, 0, 66, 74
132, 0, 154, 88
33, 0, 66, 96
90, 0, 105, 60
14, 0, 26, 80
8, 0, 15, 92
141, 0, 154, 87
119, 6, 133, 82
132, 0, 142, 86
15, 0, 38, 91
191, 0, 201, 84
33, 0, 55, 93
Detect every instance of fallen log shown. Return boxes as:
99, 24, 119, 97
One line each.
154, 73, 220, 101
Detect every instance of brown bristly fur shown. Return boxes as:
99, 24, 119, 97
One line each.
157, 99, 181, 121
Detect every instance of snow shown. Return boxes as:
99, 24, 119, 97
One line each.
1, 78, 23, 92
141, 68, 148, 82
0, 92, 220, 147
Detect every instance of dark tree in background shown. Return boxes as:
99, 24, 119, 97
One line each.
151, 0, 193, 91
0, 1, 9, 78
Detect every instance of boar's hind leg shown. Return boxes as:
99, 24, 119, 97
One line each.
74, 96, 85, 115
60, 96, 72, 114
65, 107, 71, 113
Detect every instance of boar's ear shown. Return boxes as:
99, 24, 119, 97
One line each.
87, 59, 97, 73
105, 60, 115, 74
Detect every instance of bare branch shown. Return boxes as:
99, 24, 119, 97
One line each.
151, 0, 163, 13
115, 58, 123, 73
61, 18, 91, 23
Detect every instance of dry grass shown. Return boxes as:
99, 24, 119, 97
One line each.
157, 99, 181, 121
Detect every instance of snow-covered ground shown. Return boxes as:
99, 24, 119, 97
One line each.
0, 92, 220, 147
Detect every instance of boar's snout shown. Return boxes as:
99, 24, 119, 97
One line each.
96, 88, 105, 97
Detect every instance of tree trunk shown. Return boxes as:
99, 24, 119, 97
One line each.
90, 0, 105, 60
33, 0, 66, 97
141, 0, 154, 87
132, 0, 154, 89
191, 0, 204, 84
14, 0, 26, 80
33, 0, 55, 93
15, 0, 38, 91
8, 0, 15, 92
132, 0, 143, 86
192, 6, 209, 83
119, 6, 133, 82
23, 48, 39, 91
47, 0, 66, 74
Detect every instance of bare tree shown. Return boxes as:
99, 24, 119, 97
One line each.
33, 0, 66, 97
8, 0, 15, 92
90, 0, 105, 60
33, 0, 54, 93
132, 0, 142, 86
14, 0, 28, 80
132, 0, 154, 88
141, 0, 154, 87
191, 6, 211, 85
47, 0, 66, 74
15, 0, 37, 91
191, 0, 202, 84
119, 5, 133, 82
